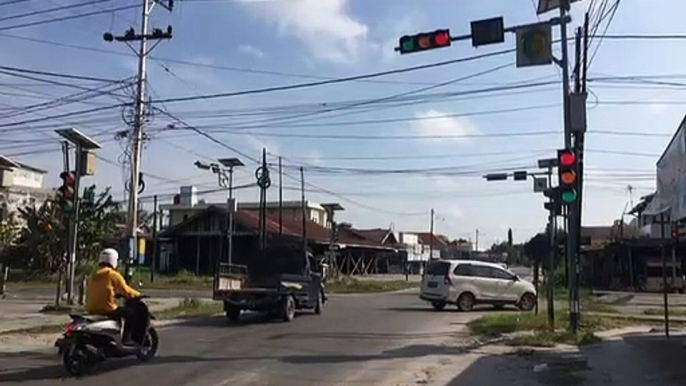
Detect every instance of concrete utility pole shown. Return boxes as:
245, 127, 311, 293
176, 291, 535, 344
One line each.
104, 0, 173, 283
429, 209, 435, 259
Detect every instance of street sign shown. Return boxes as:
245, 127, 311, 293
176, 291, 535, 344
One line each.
470, 17, 504, 47
516, 23, 552, 68
533, 177, 547, 192
537, 0, 581, 15
570, 92, 587, 133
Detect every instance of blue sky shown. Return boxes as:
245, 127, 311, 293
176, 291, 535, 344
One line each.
1, 0, 684, 248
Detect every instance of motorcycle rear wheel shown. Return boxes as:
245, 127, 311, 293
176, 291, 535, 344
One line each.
63, 344, 92, 376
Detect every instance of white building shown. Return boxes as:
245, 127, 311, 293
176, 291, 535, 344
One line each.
0, 155, 50, 221
160, 185, 331, 228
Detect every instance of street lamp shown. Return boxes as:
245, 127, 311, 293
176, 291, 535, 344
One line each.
195, 158, 244, 266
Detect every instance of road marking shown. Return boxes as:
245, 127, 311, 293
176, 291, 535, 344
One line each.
208, 367, 266, 386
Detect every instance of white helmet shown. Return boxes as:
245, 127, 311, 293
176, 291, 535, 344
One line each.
98, 248, 119, 269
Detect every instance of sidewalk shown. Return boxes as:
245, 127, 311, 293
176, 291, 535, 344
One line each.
0, 297, 185, 334
393, 328, 686, 386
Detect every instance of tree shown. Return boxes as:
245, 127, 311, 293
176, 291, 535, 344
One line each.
0, 213, 19, 252
8, 185, 122, 275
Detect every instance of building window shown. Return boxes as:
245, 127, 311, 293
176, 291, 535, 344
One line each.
310, 211, 320, 224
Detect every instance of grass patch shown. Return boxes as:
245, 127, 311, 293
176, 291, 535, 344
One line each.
132, 269, 213, 291
325, 276, 418, 294
0, 324, 64, 336
39, 304, 81, 314
468, 307, 625, 347
643, 307, 686, 317
154, 297, 222, 319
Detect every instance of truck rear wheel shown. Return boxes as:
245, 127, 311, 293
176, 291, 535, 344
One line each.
314, 292, 323, 315
282, 296, 295, 322
226, 306, 241, 322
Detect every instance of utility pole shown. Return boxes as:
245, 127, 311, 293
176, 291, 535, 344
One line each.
429, 209, 435, 260
475, 229, 479, 251
661, 214, 670, 338
150, 194, 158, 283
279, 156, 283, 236
104, 0, 173, 283
300, 167, 307, 257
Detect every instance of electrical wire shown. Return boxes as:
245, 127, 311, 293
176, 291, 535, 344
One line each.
149, 49, 517, 105
0, 0, 119, 23
0, 3, 141, 32
0, 64, 123, 83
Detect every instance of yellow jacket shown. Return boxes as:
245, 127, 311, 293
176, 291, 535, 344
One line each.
85, 266, 141, 314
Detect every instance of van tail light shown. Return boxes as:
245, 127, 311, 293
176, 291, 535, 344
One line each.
444, 273, 453, 286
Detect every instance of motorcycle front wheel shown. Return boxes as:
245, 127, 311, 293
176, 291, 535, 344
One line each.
63, 344, 92, 376
137, 327, 159, 361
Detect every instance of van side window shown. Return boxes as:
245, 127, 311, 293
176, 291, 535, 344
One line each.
454, 264, 472, 276
470, 266, 492, 278
489, 268, 513, 280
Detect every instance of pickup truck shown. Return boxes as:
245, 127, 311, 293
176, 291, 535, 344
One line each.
213, 245, 326, 322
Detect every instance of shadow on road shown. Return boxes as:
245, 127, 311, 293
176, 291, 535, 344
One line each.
266, 330, 469, 341
281, 343, 476, 365
385, 306, 519, 313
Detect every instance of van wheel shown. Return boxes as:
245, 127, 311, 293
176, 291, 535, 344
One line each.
457, 293, 475, 312
431, 301, 446, 311
518, 293, 536, 311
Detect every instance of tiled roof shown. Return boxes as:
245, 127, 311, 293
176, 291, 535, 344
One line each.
163, 206, 396, 250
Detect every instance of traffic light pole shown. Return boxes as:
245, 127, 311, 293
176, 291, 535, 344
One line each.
555, 0, 579, 334
66, 144, 83, 305
546, 166, 556, 330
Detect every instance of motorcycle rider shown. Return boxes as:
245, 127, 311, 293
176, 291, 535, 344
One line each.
85, 248, 142, 346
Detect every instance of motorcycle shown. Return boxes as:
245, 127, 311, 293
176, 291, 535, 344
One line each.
55, 296, 159, 376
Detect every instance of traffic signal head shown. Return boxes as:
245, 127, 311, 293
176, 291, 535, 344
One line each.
557, 149, 578, 205
58, 171, 76, 212
398, 29, 451, 54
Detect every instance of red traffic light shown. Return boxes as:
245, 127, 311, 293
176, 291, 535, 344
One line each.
559, 151, 576, 167
434, 30, 450, 46
60, 171, 75, 186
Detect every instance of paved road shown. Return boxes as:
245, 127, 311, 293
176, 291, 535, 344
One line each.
0, 291, 508, 386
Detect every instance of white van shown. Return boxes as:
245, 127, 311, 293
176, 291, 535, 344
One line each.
420, 260, 537, 311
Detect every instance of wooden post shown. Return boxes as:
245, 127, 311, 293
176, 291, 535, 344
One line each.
0, 264, 8, 295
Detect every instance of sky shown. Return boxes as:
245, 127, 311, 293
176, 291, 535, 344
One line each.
0, 0, 684, 249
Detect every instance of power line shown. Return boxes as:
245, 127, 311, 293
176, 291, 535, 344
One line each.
0, 0, 31, 7
0, 0, 119, 23
0, 3, 141, 32
149, 48, 517, 104
0, 65, 124, 83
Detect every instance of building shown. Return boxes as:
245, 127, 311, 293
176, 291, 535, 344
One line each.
160, 185, 330, 228
157, 205, 401, 275
0, 155, 50, 221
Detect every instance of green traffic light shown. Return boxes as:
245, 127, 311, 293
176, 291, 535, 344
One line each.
61, 200, 74, 213
401, 38, 414, 53
561, 190, 577, 204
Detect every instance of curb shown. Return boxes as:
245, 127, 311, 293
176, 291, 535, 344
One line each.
327, 287, 418, 297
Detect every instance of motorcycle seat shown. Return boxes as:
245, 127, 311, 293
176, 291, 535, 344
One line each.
69, 314, 110, 322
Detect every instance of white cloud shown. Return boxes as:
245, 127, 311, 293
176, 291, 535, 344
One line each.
240, 0, 368, 64
410, 109, 479, 142
238, 44, 265, 58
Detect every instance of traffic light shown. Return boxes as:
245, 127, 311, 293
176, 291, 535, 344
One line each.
398, 29, 451, 54
516, 22, 552, 67
544, 187, 562, 216
557, 149, 578, 205
58, 171, 76, 213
